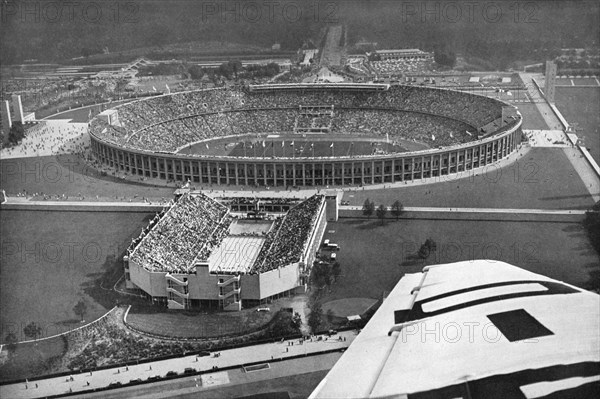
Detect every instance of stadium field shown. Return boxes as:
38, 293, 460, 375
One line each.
319, 217, 599, 306
183, 135, 423, 158
555, 87, 600, 163
0, 210, 153, 343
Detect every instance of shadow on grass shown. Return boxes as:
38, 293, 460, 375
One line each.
82, 255, 150, 311
355, 220, 387, 230
398, 253, 427, 268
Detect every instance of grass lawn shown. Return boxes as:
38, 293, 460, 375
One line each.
512, 103, 549, 130
343, 148, 595, 210
0, 337, 66, 382
126, 307, 274, 339
0, 210, 153, 343
319, 218, 599, 305
0, 155, 174, 201
555, 87, 600, 164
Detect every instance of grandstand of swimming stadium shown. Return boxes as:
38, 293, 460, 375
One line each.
124, 192, 328, 311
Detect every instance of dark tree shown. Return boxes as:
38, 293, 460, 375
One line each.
188, 65, 205, 80
4, 332, 17, 351
362, 199, 375, 219
8, 121, 25, 146
23, 322, 42, 340
326, 309, 335, 324
376, 204, 387, 225
73, 300, 87, 322
434, 46, 457, 68
418, 238, 438, 259
308, 302, 323, 333
391, 200, 404, 221
268, 311, 299, 338
425, 238, 437, 252
228, 60, 243, 78
291, 312, 302, 331
332, 261, 341, 282
311, 261, 333, 288
218, 62, 233, 79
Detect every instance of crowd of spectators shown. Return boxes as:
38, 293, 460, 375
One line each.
222, 197, 301, 206
1, 121, 89, 159
129, 193, 232, 273
251, 195, 324, 273
333, 109, 473, 147
90, 85, 513, 153
370, 58, 432, 75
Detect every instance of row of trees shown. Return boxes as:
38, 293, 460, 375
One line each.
311, 260, 342, 288
362, 199, 404, 224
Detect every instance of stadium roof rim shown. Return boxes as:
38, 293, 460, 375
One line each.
248, 83, 391, 91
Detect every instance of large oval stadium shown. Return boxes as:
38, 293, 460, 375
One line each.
89, 83, 523, 187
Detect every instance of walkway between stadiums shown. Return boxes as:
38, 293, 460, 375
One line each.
2, 196, 589, 216
0, 331, 355, 399
519, 73, 600, 202
341, 206, 587, 216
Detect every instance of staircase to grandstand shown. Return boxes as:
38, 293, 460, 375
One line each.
293, 105, 334, 133
218, 275, 241, 311
166, 274, 190, 309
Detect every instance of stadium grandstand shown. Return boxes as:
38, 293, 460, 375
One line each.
310, 260, 600, 399
89, 84, 523, 187
124, 193, 327, 311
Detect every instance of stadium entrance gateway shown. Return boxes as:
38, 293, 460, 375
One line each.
124, 192, 328, 311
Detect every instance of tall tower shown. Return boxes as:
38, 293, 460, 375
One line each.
544, 60, 557, 104
11, 94, 24, 123
1, 100, 12, 135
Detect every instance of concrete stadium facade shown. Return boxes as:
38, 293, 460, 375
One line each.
89, 85, 523, 187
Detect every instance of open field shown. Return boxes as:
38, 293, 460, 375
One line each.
0, 334, 66, 382
0, 155, 175, 201
0, 210, 153, 343
512, 103, 549, 130
319, 217, 599, 305
343, 148, 596, 210
185, 135, 416, 158
555, 87, 600, 163
555, 77, 600, 87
